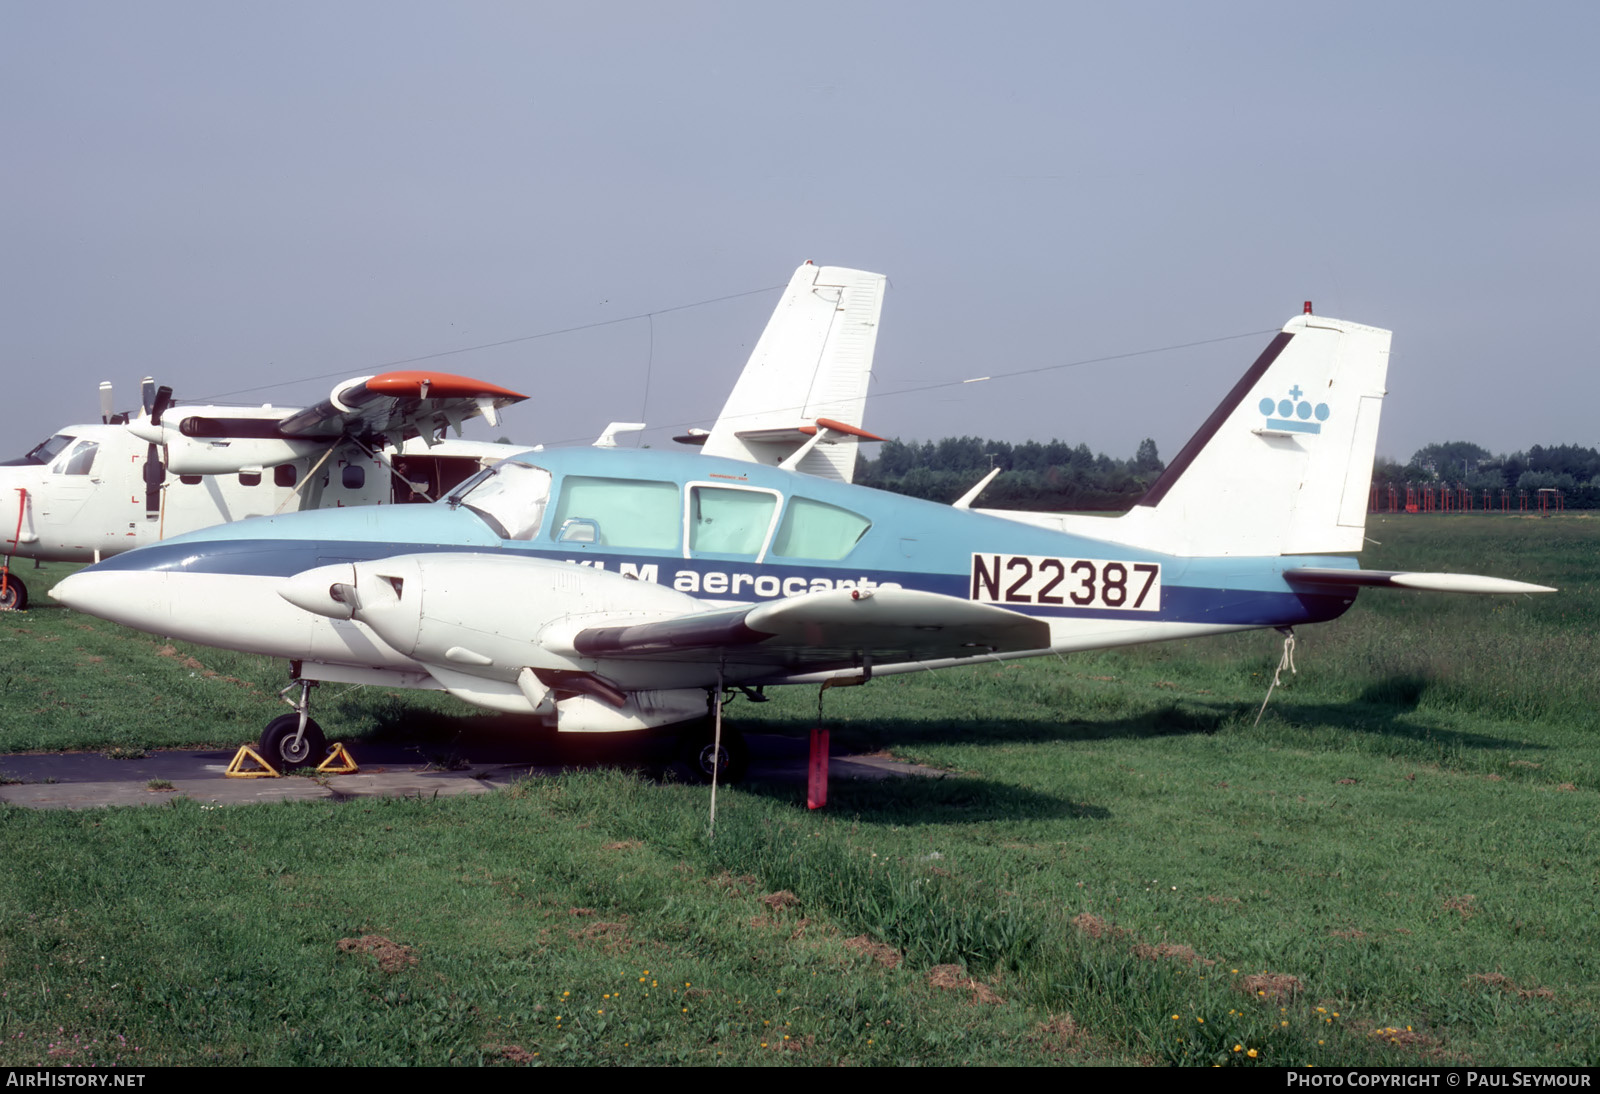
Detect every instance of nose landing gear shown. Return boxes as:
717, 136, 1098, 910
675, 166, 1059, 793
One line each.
260, 678, 328, 768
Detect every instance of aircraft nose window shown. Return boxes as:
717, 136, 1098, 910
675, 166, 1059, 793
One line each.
16, 434, 75, 467
453, 460, 553, 540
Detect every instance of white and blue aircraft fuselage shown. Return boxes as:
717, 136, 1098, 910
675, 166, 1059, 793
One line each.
52, 312, 1553, 772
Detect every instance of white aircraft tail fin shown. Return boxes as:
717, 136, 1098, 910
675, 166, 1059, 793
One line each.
698, 262, 886, 481
1103, 314, 1392, 557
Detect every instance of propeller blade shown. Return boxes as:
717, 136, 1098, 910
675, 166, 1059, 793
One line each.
99, 382, 114, 424
141, 377, 155, 416
150, 386, 173, 426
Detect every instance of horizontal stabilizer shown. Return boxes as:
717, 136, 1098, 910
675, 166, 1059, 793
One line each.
573, 587, 1050, 670
1285, 568, 1556, 595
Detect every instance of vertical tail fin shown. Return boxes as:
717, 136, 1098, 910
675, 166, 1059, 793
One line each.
699, 262, 886, 481
1115, 314, 1391, 556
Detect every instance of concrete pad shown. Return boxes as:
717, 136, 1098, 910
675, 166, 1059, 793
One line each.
0, 734, 943, 811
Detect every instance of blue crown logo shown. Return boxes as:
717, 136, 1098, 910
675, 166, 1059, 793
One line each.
1259, 385, 1330, 434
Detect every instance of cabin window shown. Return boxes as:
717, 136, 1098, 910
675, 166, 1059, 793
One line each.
342, 465, 365, 490
770, 497, 872, 560
451, 460, 551, 540
688, 485, 778, 557
274, 464, 297, 488
238, 471, 261, 487
551, 476, 680, 550
60, 440, 99, 476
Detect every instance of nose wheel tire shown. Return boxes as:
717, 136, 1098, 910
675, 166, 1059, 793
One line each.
260, 714, 327, 769
0, 578, 27, 612
674, 722, 749, 785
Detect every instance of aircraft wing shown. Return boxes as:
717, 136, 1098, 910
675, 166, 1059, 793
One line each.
274, 370, 527, 440
169, 370, 528, 443
570, 587, 1051, 672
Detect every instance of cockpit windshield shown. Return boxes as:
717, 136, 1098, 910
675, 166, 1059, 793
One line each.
446, 459, 552, 540
1, 434, 76, 468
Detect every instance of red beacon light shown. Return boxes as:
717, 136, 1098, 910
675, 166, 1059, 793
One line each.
1303, 301, 1313, 315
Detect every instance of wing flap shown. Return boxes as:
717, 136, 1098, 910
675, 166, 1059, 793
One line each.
573, 587, 1051, 671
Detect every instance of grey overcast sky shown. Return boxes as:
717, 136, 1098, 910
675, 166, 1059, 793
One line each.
3, 2, 1595, 465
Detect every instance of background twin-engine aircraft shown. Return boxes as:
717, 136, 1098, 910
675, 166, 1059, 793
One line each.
0, 261, 887, 611
48, 278, 1553, 776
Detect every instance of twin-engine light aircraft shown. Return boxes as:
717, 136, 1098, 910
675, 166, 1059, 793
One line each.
4, 260, 888, 613
51, 308, 1554, 775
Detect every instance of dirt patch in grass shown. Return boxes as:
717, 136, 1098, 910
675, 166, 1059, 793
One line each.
571, 920, 632, 951
1029, 1014, 1087, 1056
1239, 972, 1302, 1003
602, 840, 641, 851
486, 1043, 538, 1064
569, 907, 595, 917
1132, 942, 1214, 967
761, 890, 800, 911
1072, 913, 1129, 941
337, 935, 418, 974
1443, 894, 1477, 919
927, 964, 1003, 1005
1469, 973, 1554, 1000
843, 935, 902, 968
708, 872, 762, 897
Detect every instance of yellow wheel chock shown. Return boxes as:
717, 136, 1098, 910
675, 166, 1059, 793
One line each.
225, 745, 280, 779
317, 743, 358, 774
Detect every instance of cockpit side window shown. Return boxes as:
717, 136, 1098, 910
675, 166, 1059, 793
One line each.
687, 485, 779, 558
550, 476, 680, 550
770, 497, 873, 561
59, 440, 99, 475
449, 460, 552, 540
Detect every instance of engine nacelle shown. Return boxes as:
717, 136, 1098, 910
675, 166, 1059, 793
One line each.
159, 434, 326, 475
279, 552, 709, 702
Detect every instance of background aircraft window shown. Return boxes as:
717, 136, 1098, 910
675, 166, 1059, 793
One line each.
274, 464, 297, 488
453, 460, 551, 540
551, 476, 680, 550
238, 471, 261, 487
771, 497, 872, 560
342, 465, 365, 489
61, 441, 99, 475
689, 486, 776, 556
18, 434, 75, 467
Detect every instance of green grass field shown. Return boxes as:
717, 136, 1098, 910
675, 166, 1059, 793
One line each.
0, 514, 1594, 1066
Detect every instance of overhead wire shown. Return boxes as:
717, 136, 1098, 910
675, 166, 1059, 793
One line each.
185, 275, 1278, 451
189, 283, 786, 403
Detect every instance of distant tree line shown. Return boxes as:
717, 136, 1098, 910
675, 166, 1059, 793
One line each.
856, 435, 1165, 511
857, 435, 1600, 512
1373, 441, 1600, 509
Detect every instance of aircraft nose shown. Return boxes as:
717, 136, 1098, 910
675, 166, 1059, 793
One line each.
50, 568, 173, 630
278, 564, 359, 619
